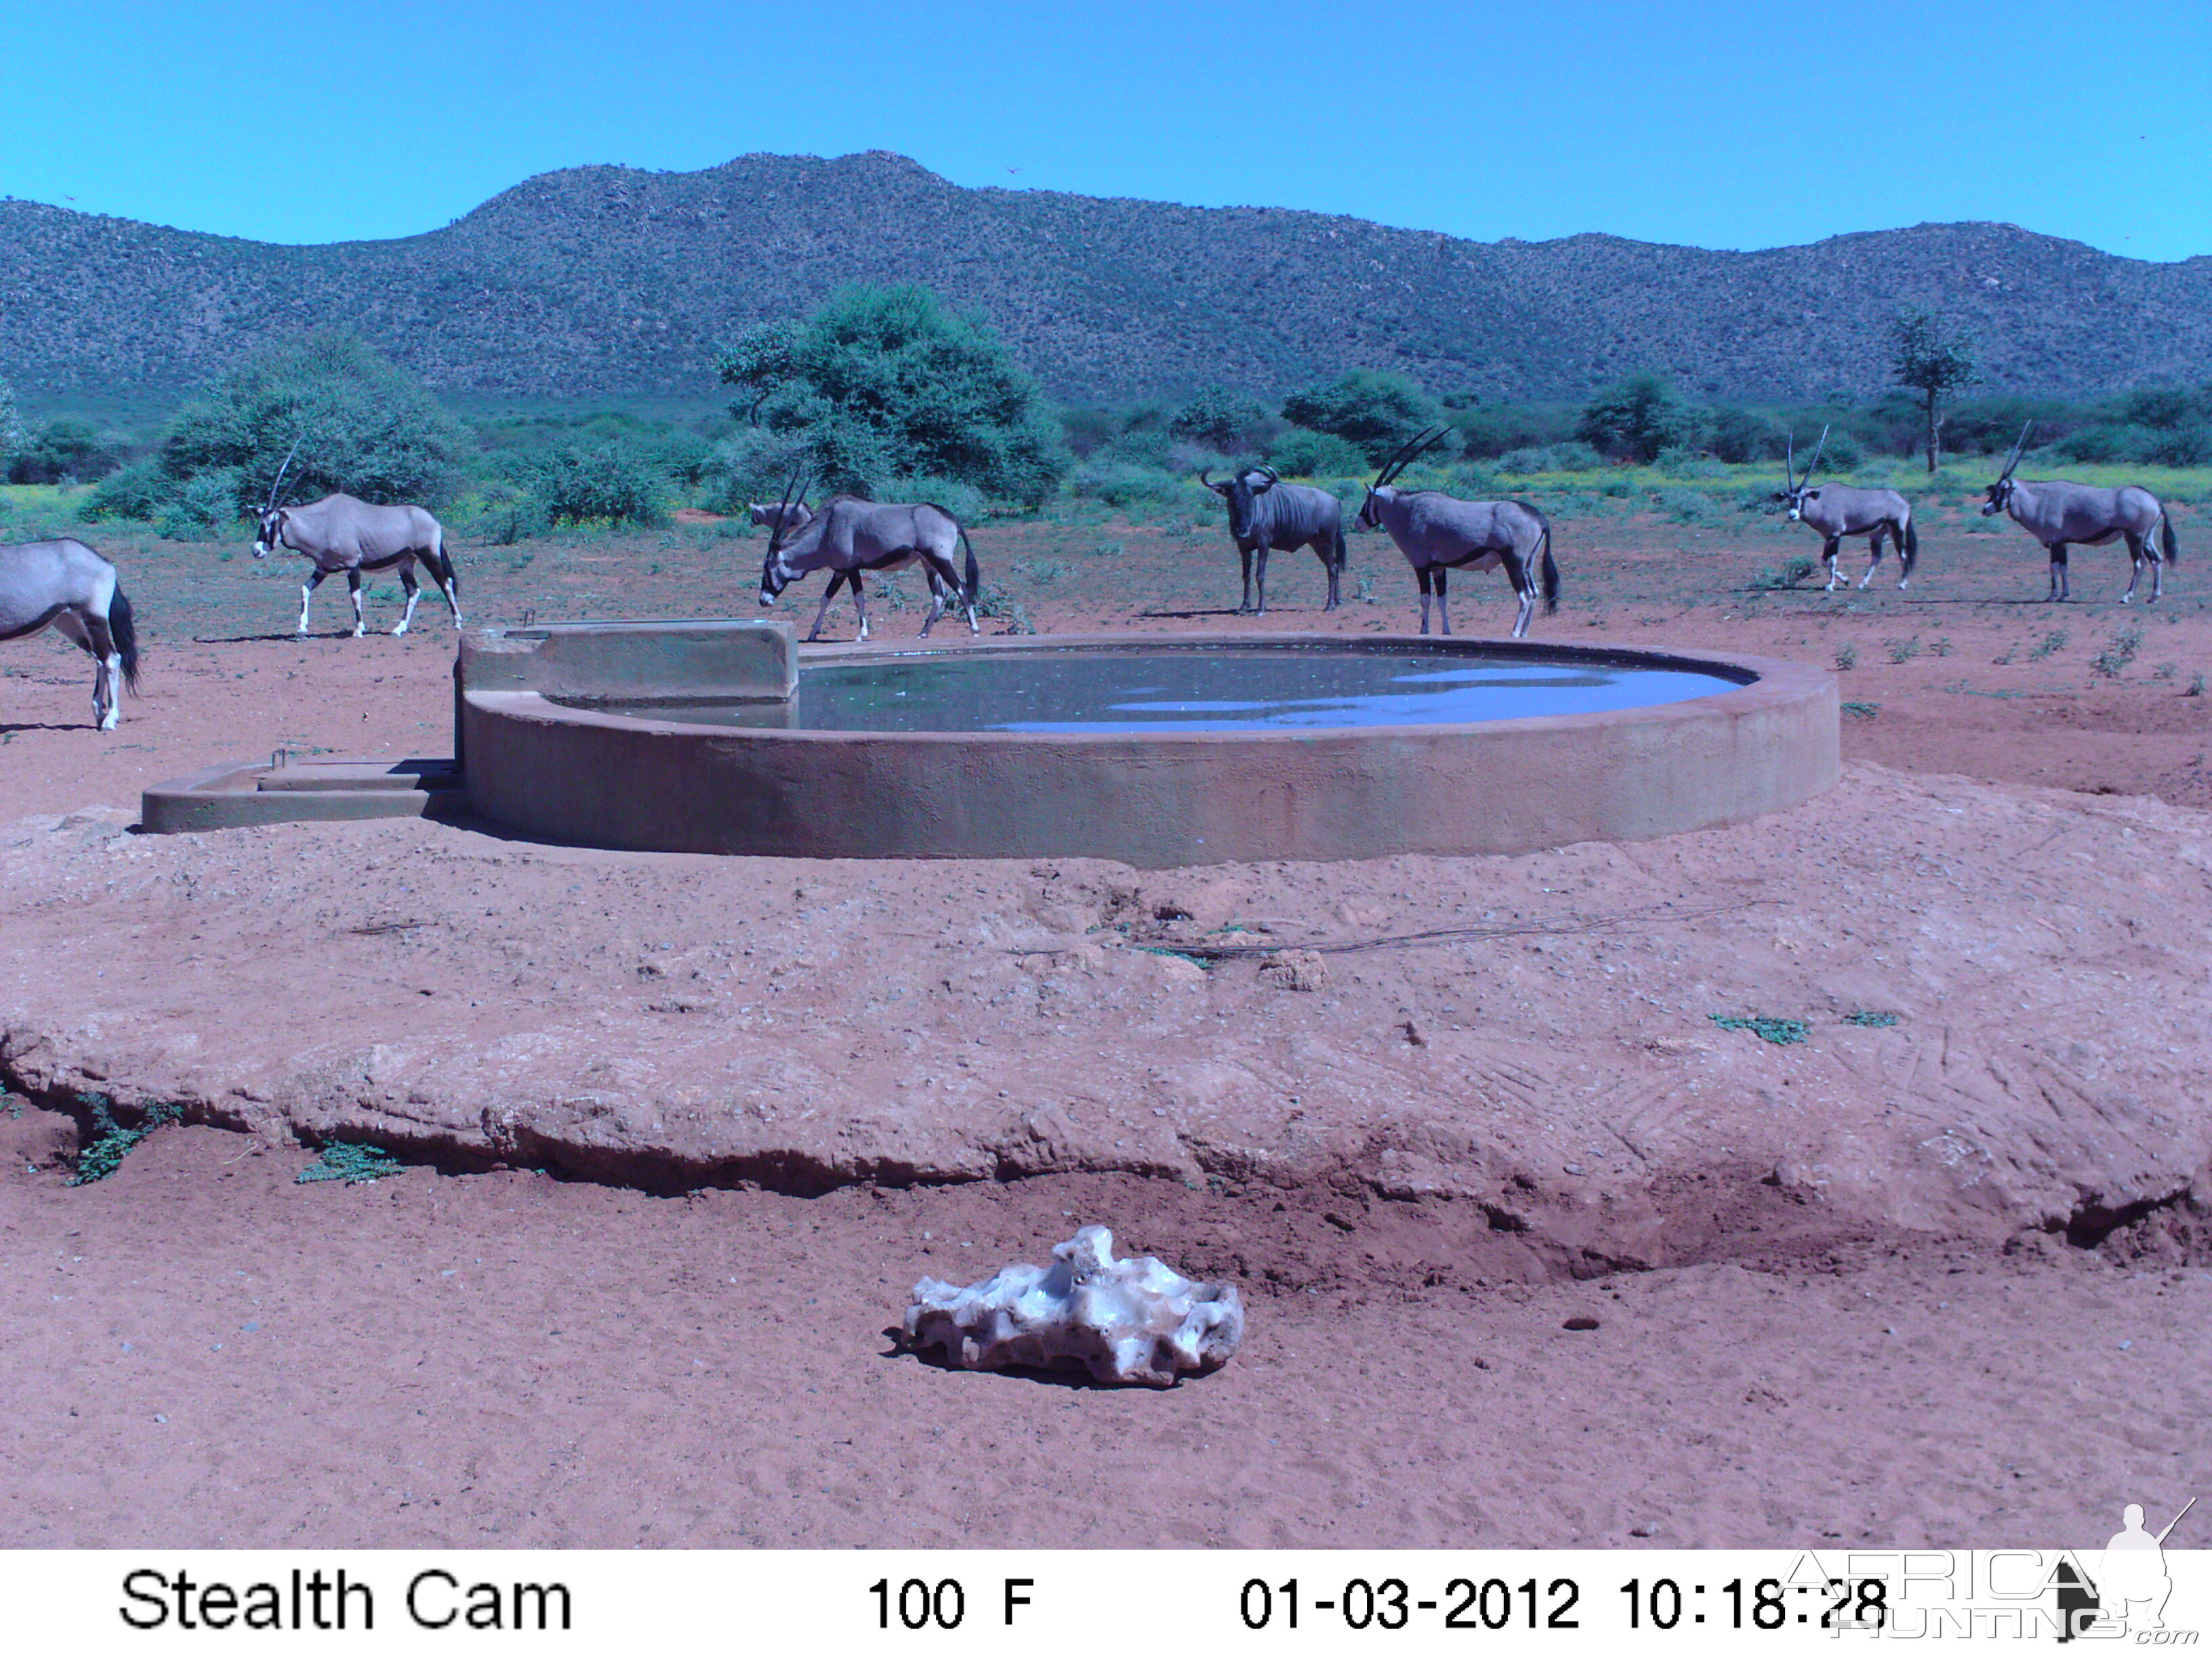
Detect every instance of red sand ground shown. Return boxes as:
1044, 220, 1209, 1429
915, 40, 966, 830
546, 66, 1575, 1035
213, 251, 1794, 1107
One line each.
2, 504, 2208, 1548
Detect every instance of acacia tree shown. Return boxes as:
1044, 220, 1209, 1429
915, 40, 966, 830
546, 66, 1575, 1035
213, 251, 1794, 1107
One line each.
716, 284, 1069, 506
1892, 310, 1978, 473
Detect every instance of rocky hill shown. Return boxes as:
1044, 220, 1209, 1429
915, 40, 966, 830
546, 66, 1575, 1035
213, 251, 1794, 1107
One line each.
3, 150, 2207, 407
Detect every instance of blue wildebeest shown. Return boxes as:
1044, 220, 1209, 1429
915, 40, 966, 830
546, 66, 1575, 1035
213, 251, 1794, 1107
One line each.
1198, 465, 1347, 614
1982, 423, 2179, 602
758, 478, 981, 641
1, 538, 140, 729
1357, 428, 1559, 637
1778, 426, 1919, 592
252, 449, 462, 636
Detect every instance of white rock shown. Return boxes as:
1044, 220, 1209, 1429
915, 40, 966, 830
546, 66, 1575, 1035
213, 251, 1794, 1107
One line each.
903, 1225, 1244, 1387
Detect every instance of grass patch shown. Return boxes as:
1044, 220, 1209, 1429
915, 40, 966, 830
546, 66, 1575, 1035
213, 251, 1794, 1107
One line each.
2027, 626, 2070, 661
296, 1142, 405, 1185
1843, 1010, 1900, 1028
2092, 623, 2144, 678
68, 1096, 182, 1185
1752, 556, 1818, 590
1886, 637, 1921, 664
1833, 642, 1858, 671
1711, 1015, 1810, 1046
1839, 701, 1881, 718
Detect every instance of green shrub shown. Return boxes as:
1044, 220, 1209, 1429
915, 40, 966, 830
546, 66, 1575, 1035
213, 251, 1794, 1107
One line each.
7, 417, 126, 485
1576, 372, 1695, 463
0, 376, 21, 462
1279, 370, 1450, 466
1264, 426, 1370, 478
1170, 386, 1273, 451
79, 457, 172, 523
520, 442, 668, 527
716, 283, 1071, 506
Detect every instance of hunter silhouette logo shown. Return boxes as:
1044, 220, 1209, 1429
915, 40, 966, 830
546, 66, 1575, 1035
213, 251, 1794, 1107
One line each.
2058, 1497, 2195, 1641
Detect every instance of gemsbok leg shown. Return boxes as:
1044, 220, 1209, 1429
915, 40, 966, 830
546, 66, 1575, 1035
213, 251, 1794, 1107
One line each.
394, 561, 424, 636
1860, 530, 1888, 590
1822, 536, 1844, 592
345, 569, 367, 638
2049, 544, 2070, 602
50, 609, 121, 731
804, 573, 848, 642
1434, 567, 1452, 636
1502, 550, 1532, 640
300, 569, 329, 635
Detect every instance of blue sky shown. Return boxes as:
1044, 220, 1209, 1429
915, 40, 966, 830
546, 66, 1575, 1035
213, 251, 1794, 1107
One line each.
5, 0, 2206, 259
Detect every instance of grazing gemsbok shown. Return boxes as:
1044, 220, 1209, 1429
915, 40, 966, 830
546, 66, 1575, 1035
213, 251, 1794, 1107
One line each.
251, 451, 462, 637
1, 538, 140, 730
1982, 422, 2180, 603
747, 501, 815, 533
1198, 464, 1348, 614
1357, 428, 1559, 637
1778, 426, 1919, 592
757, 477, 981, 641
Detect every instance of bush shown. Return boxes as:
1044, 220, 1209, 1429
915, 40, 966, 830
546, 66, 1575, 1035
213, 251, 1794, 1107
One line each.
0, 377, 22, 464
1706, 405, 1786, 464
161, 329, 465, 514
157, 467, 245, 540
520, 442, 667, 527
1576, 372, 1695, 462
1170, 386, 1273, 451
7, 417, 125, 485
1265, 426, 1371, 478
79, 458, 172, 523
1279, 369, 1450, 466
716, 283, 1071, 506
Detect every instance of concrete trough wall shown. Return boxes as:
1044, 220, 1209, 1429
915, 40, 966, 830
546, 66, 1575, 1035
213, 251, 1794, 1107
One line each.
458, 628, 1838, 867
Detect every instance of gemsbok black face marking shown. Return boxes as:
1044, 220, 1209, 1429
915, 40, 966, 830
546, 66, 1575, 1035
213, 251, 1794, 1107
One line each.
1359, 427, 1559, 638
1778, 426, 1921, 592
758, 471, 981, 642
1981, 422, 2179, 604
1198, 464, 1348, 615
0, 537, 140, 729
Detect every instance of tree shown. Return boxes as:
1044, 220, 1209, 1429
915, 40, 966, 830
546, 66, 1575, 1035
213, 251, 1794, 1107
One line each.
1279, 369, 1448, 466
1891, 310, 1977, 473
1169, 386, 1273, 452
84, 329, 465, 527
1575, 372, 1694, 463
716, 284, 1070, 507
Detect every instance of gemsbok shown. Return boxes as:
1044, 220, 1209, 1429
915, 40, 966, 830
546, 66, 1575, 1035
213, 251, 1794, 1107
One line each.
1, 538, 140, 730
1982, 423, 2179, 602
252, 447, 462, 636
758, 476, 981, 641
1778, 426, 1919, 591
1357, 428, 1559, 637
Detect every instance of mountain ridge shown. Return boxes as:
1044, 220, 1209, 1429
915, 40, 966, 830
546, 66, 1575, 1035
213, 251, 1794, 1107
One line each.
3, 150, 2207, 408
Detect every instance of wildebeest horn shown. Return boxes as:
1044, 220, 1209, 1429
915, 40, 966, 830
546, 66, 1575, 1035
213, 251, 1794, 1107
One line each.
1198, 468, 1215, 489
1254, 464, 1279, 486
264, 436, 303, 512
2001, 419, 2033, 481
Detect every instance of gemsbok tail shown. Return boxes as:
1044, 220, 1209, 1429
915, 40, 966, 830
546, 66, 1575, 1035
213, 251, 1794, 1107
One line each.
958, 525, 981, 612
1537, 521, 1560, 615
435, 527, 461, 596
109, 586, 141, 693
2161, 512, 2180, 566
1901, 517, 1921, 578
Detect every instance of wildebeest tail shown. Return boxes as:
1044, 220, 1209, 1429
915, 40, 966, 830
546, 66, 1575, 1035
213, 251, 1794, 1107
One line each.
1901, 518, 1920, 577
109, 586, 141, 693
1537, 520, 1560, 615
959, 526, 981, 609
2162, 512, 2180, 565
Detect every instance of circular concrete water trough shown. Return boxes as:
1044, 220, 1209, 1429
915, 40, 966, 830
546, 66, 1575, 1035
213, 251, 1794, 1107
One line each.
457, 628, 1837, 867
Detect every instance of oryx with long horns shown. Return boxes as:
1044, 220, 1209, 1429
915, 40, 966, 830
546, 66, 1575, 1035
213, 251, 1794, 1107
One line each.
1778, 426, 1919, 592
251, 441, 463, 636
1357, 428, 1559, 637
1982, 422, 2179, 603
757, 473, 981, 641
1197, 464, 1347, 615
0, 537, 140, 729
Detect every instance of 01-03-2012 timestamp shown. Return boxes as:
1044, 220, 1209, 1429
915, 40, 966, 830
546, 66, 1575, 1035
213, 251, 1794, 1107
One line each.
1224, 1576, 1891, 1633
